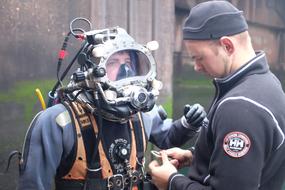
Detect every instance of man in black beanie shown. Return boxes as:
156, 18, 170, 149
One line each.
149, 1, 285, 190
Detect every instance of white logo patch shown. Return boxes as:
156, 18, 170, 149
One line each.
223, 131, 251, 158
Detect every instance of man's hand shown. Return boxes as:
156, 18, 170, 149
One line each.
184, 103, 207, 128
165, 147, 193, 169
148, 151, 177, 190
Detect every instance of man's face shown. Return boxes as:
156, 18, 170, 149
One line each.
184, 40, 230, 78
106, 51, 132, 81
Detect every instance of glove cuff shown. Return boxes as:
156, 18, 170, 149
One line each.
181, 116, 201, 132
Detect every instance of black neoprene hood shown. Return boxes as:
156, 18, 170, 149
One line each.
183, 1, 248, 40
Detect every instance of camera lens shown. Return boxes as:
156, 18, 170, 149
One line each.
130, 88, 149, 109
138, 93, 147, 103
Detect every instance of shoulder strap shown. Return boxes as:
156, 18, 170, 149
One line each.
61, 101, 88, 180
130, 112, 147, 168
138, 112, 147, 154
65, 101, 114, 179
89, 115, 114, 178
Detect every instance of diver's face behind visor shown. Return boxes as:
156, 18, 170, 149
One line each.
106, 50, 150, 82
102, 49, 154, 113
93, 48, 159, 123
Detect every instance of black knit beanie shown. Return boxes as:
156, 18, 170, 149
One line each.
183, 1, 248, 40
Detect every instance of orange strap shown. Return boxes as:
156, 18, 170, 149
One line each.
62, 103, 87, 180
129, 120, 137, 172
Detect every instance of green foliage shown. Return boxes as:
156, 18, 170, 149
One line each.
162, 96, 173, 118
174, 78, 212, 87
0, 79, 56, 123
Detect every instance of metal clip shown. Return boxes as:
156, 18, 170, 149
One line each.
86, 166, 102, 172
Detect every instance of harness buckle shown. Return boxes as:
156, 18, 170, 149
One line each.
107, 174, 124, 190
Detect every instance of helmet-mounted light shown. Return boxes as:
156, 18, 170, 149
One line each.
146, 41, 159, 51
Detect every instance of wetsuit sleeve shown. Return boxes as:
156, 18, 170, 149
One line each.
17, 104, 74, 190
169, 99, 279, 190
142, 105, 199, 149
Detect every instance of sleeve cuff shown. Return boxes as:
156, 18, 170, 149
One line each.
167, 173, 185, 190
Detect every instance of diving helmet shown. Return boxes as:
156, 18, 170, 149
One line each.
64, 26, 162, 123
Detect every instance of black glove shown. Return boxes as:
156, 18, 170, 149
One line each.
184, 104, 207, 128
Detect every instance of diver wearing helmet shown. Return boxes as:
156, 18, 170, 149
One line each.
17, 25, 207, 190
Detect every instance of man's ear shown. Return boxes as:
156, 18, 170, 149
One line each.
219, 37, 234, 55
